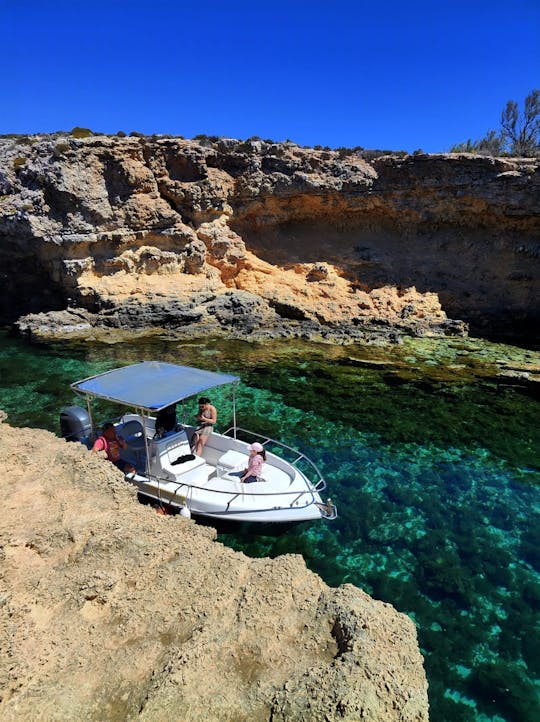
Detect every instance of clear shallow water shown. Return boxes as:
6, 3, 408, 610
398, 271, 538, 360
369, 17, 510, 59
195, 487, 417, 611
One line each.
0, 330, 538, 722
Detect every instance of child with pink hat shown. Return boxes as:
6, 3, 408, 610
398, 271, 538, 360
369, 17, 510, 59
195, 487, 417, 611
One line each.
229, 442, 266, 483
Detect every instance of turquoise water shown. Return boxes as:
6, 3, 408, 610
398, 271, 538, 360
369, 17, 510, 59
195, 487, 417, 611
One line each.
0, 330, 538, 721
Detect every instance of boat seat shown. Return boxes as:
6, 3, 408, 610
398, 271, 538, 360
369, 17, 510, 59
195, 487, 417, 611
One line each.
151, 429, 190, 457
120, 420, 147, 470
122, 420, 146, 450
216, 450, 248, 477
160, 453, 205, 476
149, 429, 208, 482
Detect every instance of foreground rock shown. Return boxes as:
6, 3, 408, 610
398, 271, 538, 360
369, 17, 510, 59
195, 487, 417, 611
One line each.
5, 134, 539, 344
0, 419, 429, 721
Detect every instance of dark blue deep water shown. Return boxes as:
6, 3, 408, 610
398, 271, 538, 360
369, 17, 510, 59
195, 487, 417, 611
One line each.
0, 329, 538, 722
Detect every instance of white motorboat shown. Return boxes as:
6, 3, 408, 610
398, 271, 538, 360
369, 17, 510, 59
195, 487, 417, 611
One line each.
60, 361, 337, 525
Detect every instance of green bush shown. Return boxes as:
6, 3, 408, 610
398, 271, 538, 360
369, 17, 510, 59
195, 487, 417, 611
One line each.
70, 126, 94, 138
13, 157, 27, 170
53, 142, 70, 157
193, 134, 219, 145
359, 149, 408, 161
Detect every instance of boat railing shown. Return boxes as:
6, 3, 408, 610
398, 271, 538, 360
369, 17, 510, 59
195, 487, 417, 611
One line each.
134, 470, 338, 518
140, 471, 320, 509
222, 426, 327, 492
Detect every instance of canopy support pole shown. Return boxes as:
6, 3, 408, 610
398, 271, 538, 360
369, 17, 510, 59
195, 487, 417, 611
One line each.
86, 396, 94, 434
137, 407, 151, 476
232, 384, 237, 439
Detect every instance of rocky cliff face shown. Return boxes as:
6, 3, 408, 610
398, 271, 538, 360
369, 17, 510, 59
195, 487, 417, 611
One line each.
1, 134, 538, 344
0, 417, 429, 721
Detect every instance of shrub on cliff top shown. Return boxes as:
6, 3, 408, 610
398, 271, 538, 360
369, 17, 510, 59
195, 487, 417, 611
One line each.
359, 148, 408, 160
450, 130, 503, 156
451, 89, 539, 157
193, 134, 220, 147
69, 126, 94, 138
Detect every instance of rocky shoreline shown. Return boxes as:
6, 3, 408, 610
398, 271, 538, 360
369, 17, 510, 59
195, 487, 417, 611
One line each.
0, 416, 429, 721
14, 303, 467, 346
1, 134, 538, 345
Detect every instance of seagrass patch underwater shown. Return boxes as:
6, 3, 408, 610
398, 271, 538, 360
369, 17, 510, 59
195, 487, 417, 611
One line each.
0, 329, 538, 722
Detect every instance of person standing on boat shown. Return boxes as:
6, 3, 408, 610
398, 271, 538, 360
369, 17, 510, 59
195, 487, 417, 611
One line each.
194, 397, 217, 456
92, 422, 135, 474
230, 442, 266, 483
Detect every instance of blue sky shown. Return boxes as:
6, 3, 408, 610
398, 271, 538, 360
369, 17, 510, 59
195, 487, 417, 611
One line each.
3, 0, 539, 152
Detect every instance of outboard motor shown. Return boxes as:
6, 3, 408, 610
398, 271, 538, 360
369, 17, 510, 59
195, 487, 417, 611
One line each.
60, 405, 92, 444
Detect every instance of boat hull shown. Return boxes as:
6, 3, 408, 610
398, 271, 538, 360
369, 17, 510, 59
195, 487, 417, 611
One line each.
129, 474, 326, 524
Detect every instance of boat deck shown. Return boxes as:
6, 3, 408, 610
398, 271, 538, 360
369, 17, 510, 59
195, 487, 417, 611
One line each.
119, 421, 300, 495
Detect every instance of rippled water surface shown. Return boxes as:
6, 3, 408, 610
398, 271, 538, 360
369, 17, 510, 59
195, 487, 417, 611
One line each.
1, 330, 539, 722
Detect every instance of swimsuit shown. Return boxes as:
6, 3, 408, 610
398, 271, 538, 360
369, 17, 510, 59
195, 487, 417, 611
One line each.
199, 408, 214, 437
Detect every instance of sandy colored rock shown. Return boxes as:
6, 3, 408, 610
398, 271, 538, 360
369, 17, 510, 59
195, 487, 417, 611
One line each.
0, 420, 429, 721
5, 135, 536, 344
11, 135, 540, 342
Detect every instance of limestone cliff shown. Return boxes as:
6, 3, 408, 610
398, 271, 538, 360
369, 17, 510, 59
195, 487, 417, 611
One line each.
0, 417, 429, 721
0, 134, 538, 344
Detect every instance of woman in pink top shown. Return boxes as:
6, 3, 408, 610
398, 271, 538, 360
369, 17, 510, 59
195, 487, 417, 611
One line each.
230, 442, 266, 483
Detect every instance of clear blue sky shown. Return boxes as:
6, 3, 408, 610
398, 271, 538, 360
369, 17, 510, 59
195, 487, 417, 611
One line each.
3, 0, 539, 152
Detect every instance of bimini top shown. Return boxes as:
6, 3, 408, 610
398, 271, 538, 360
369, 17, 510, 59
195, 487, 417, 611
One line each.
71, 361, 239, 411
